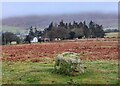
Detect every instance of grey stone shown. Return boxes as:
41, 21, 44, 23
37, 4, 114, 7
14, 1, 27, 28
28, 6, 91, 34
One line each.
54, 52, 84, 75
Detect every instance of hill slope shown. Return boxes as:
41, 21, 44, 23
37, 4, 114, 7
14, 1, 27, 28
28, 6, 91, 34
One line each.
2, 13, 118, 30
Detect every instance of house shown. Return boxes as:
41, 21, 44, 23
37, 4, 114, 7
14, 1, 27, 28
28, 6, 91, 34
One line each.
11, 41, 17, 45
31, 37, 38, 43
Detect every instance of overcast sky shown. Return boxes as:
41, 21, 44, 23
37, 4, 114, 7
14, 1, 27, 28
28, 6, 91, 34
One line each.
1, 2, 118, 19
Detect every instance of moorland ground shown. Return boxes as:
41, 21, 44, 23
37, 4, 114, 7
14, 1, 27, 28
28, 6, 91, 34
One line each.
1, 38, 119, 84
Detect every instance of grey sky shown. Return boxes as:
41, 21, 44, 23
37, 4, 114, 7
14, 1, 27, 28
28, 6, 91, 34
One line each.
2, 2, 118, 19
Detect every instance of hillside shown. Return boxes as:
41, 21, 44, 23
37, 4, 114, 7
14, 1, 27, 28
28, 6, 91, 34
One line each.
2, 13, 118, 31
2, 25, 26, 34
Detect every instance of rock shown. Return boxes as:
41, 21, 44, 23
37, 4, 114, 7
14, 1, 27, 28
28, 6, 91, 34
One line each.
54, 52, 84, 76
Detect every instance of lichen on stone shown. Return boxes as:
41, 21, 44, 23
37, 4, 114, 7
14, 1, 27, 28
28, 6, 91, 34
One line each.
54, 52, 84, 76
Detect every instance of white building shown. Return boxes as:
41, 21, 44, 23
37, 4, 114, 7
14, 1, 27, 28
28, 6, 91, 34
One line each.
31, 37, 38, 43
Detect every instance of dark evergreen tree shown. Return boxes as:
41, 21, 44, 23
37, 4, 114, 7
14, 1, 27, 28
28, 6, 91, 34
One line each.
34, 27, 37, 33
47, 22, 53, 31
83, 25, 90, 38
89, 21, 96, 37
34, 27, 40, 37
73, 21, 78, 28
79, 22, 83, 28
65, 23, 68, 29
95, 25, 105, 38
89, 21, 94, 28
69, 31, 75, 39
38, 31, 43, 37
83, 21, 86, 26
24, 35, 32, 43
59, 20, 65, 27
68, 22, 73, 29
29, 26, 34, 37
89, 21, 105, 38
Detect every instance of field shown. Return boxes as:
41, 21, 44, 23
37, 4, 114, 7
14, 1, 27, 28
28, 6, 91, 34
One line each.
105, 32, 119, 38
2, 25, 26, 34
1, 38, 120, 85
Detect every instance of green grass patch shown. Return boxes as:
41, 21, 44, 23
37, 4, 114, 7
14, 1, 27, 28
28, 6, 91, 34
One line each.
2, 60, 119, 84
2, 25, 26, 34
105, 32, 118, 38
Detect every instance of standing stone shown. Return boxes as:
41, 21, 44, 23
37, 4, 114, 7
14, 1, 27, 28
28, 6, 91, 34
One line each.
54, 52, 84, 76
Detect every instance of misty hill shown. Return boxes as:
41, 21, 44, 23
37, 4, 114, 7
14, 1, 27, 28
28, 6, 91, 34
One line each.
2, 13, 118, 30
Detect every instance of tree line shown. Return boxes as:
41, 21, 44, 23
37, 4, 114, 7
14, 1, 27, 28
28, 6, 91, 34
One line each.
1, 20, 105, 45
44, 20, 105, 40
104, 29, 119, 33
26, 20, 105, 40
2, 32, 21, 45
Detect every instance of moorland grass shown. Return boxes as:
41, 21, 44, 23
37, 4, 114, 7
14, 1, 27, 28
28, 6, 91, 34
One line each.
1, 59, 119, 85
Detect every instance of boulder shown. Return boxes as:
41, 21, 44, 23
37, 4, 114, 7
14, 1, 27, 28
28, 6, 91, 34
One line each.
54, 52, 84, 76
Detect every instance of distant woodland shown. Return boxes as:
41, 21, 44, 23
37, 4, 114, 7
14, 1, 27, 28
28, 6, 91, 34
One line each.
28, 20, 105, 40
2, 20, 106, 45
